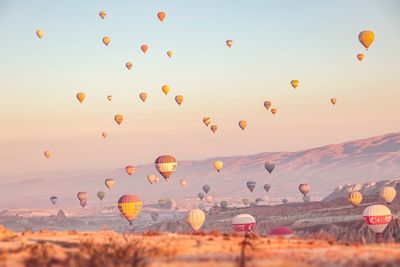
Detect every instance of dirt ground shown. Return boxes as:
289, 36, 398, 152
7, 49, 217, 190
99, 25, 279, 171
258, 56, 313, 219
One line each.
1, 227, 400, 267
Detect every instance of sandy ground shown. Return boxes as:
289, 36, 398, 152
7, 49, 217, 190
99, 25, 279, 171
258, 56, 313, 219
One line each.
1, 228, 400, 267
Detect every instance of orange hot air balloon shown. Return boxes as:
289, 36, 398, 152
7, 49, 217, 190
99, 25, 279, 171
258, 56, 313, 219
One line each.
291, 80, 299, 89
167, 50, 173, 58
271, 108, 277, 115
36, 29, 44, 39
77, 192, 88, 202
357, 53, 364, 61
226, 40, 233, 48
157, 11, 166, 22
348, 191, 363, 208
331, 98, 337, 105
114, 114, 123, 125
126, 165, 136, 176
107, 95, 112, 101
155, 155, 177, 181
103, 36, 111, 46
44, 150, 52, 159
99, 10, 107, 19
76, 92, 85, 104
141, 44, 148, 53
162, 85, 170, 95
118, 194, 142, 224
203, 117, 211, 127
126, 62, 133, 70
264, 100, 272, 110
140, 92, 148, 102
238, 120, 247, 130
210, 125, 218, 133
101, 132, 107, 138
175, 95, 183, 106
358, 30, 375, 50
105, 178, 115, 189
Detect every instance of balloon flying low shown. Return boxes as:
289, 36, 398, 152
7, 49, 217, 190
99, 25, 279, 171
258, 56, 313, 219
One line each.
246, 181, 256, 192
264, 161, 275, 174
118, 194, 143, 224
198, 192, 205, 201
205, 195, 213, 203
264, 184, 271, 192
97, 191, 105, 201
380, 187, 396, 204
299, 184, 311, 196
232, 214, 256, 232
363, 204, 391, 234
147, 174, 157, 184
186, 209, 206, 231
50, 196, 58, 205
80, 200, 87, 208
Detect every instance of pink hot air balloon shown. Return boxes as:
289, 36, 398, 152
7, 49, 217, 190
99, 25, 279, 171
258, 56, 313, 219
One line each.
270, 226, 294, 237
232, 214, 256, 232
363, 205, 392, 234
180, 179, 187, 187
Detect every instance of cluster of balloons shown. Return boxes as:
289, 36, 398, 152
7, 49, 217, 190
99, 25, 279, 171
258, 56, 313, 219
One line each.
348, 186, 397, 208
357, 30, 375, 62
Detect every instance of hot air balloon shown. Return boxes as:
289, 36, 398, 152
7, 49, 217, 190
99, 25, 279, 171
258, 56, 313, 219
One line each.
232, 214, 256, 232
263, 184, 271, 192
226, 40, 233, 48
358, 30, 375, 50
50, 196, 58, 205
363, 204, 391, 235
271, 108, 277, 115
155, 155, 177, 181
157, 11, 166, 22
242, 198, 251, 206
198, 192, 205, 201
97, 191, 105, 201
36, 29, 44, 39
186, 209, 205, 231
114, 114, 123, 125
238, 120, 247, 130
348, 191, 363, 208
180, 179, 187, 187
167, 50, 173, 58
202, 185, 211, 194
205, 195, 213, 203
139, 92, 148, 102
159, 199, 167, 207
147, 174, 157, 184
357, 53, 365, 61
264, 162, 275, 174
101, 132, 107, 138
103, 36, 111, 46
246, 181, 256, 192
203, 117, 211, 127
105, 178, 115, 189
380, 187, 396, 204
80, 200, 87, 208
44, 150, 52, 159
151, 212, 159, 221
77, 192, 88, 202
175, 95, 183, 106
126, 165, 135, 176
264, 100, 272, 110
291, 80, 299, 90
76, 92, 85, 104
213, 160, 223, 172
107, 95, 112, 101
161, 85, 170, 95
118, 194, 142, 224
270, 226, 294, 236
331, 98, 337, 105
220, 201, 228, 209
126, 62, 133, 70
99, 10, 106, 19
141, 44, 148, 53
282, 198, 288, 204
299, 184, 311, 196
210, 125, 218, 133
303, 195, 311, 203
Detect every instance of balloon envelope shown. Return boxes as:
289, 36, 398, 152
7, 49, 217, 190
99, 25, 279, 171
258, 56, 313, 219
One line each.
226, 40, 233, 48
210, 125, 218, 133
175, 95, 184, 105
97, 191, 105, 201
99, 10, 107, 19
363, 204, 391, 233
348, 191, 363, 207
180, 179, 187, 187
198, 192, 205, 200
103, 36, 111, 46
358, 31, 375, 50
357, 53, 365, 61
126, 165, 136, 176
76, 92, 85, 104
44, 150, 52, 159
105, 178, 115, 189
140, 92, 148, 102
264, 162, 275, 174
157, 11, 166, 22
126, 62, 133, 70
114, 114, 123, 125
77, 192, 88, 201
242, 198, 251, 206
264, 100, 272, 110
232, 214, 256, 232
239, 120, 247, 130
118, 195, 142, 223
147, 174, 157, 184
213, 160, 223, 172
299, 184, 311, 196
264, 184, 271, 192
162, 85, 170, 95
167, 50, 173, 58
220, 201, 228, 209
203, 117, 211, 127
291, 80, 299, 89
186, 209, 206, 231
80, 200, 87, 208
331, 98, 337, 105
50, 196, 58, 205
202, 184, 211, 194
36, 29, 44, 39
141, 44, 148, 53
155, 155, 177, 180
380, 187, 396, 204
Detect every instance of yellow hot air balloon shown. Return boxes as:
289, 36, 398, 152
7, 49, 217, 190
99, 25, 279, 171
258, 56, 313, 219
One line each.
126, 62, 133, 70
380, 187, 396, 204
271, 108, 277, 115
162, 85, 170, 95
114, 114, 123, 125
238, 120, 247, 130
264, 100, 271, 110
101, 132, 107, 138
76, 92, 85, 104
291, 80, 299, 90
140, 92, 148, 102
167, 50, 173, 58
213, 160, 223, 172
331, 98, 337, 105
203, 117, 211, 127
118, 195, 142, 224
175, 95, 183, 106
226, 40, 233, 48
210, 125, 218, 133
103, 36, 111, 46
36, 29, 44, 39
348, 191, 363, 208
186, 209, 206, 231
358, 30, 375, 50
357, 53, 365, 62
99, 10, 107, 19
107, 95, 112, 101
44, 150, 52, 159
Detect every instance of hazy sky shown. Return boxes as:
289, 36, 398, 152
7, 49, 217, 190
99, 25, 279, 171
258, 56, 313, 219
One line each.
1, 1, 399, 177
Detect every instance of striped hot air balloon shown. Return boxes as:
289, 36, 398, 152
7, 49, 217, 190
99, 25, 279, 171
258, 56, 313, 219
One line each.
363, 205, 392, 234
186, 208, 206, 231
348, 191, 363, 208
380, 187, 396, 204
155, 155, 177, 181
118, 195, 142, 224
232, 214, 256, 232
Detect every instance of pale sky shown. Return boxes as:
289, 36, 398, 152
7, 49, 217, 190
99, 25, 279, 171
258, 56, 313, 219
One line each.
1, 0, 399, 177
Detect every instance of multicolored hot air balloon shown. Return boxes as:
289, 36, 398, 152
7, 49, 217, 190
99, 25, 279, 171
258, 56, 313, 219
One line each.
36, 29, 44, 39
226, 40, 233, 48
161, 85, 170, 95
126, 165, 135, 176
118, 194, 142, 224
246, 181, 256, 192
155, 155, 177, 181
140, 92, 148, 102
97, 191, 105, 201
264, 184, 271, 192
157, 11, 166, 22
147, 174, 157, 184
76, 92, 85, 104
103, 36, 111, 46
105, 178, 115, 189
380, 187, 396, 204
44, 150, 52, 159
291, 80, 299, 90
348, 191, 363, 208
239, 120, 247, 130
363, 204, 391, 234
99, 10, 107, 19
141, 44, 148, 53
210, 125, 218, 133
175, 95, 184, 106
232, 214, 256, 232
203, 117, 211, 127
202, 184, 211, 194
213, 160, 223, 172
186, 209, 205, 231
358, 30, 375, 50
180, 179, 187, 187
50, 196, 58, 205
114, 114, 123, 125
264, 162, 275, 174
198, 192, 205, 201
299, 184, 311, 196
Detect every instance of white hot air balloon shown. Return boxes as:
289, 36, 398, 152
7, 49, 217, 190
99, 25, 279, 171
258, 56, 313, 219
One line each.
232, 214, 256, 233
363, 205, 392, 238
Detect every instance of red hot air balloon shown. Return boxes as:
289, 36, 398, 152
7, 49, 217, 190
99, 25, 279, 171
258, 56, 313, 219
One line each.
363, 205, 392, 234
155, 155, 177, 181
232, 214, 256, 232
270, 226, 294, 236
